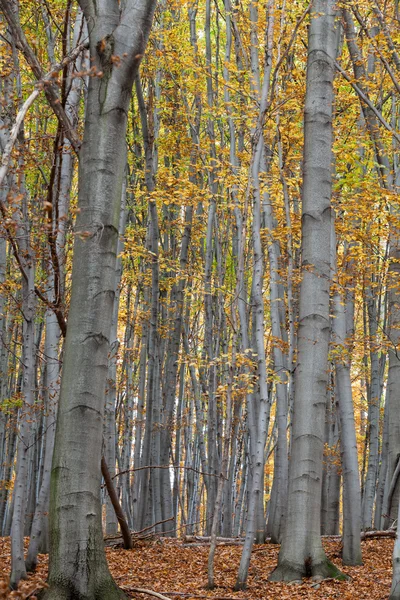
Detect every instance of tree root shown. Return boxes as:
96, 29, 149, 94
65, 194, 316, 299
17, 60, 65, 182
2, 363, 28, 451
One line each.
269, 558, 349, 582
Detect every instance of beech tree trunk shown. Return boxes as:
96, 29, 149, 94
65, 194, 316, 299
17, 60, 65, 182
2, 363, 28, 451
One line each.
43, 1, 155, 597
235, 2, 274, 588
331, 231, 362, 565
270, 0, 344, 582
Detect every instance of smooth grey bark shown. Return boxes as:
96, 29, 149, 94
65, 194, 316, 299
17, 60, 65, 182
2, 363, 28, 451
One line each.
160, 203, 193, 531
207, 334, 234, 588
43, 1, 155, 597
388, 65, 400, 600
390, 482, 400, 599
26, 306, 60, 571
0, 15, 30, 576
3, 28, 38, 578
0, 234, 6, 497
0, 88, 11, 533
331, 230, 362, 565
235, 2, 274, 588
135, 75, 162, 533
385, 97, 400, 528
10, 186, 36, 588
0, 414, 17, 536
0, 323, 20, 536
118, 290, 136, 530
361, 290, 381, 530
387, 106, 400, 600
203, 0, 219, 533
375, 387, 389, 529
270, 0, 344, 581
132, 287, 149, 528
219, 0, 244, 541
26, 14, 86, 567
320, 392, 340, 536
263, 175, 288, 544
343, 9, 398, 534
104, 182, 127, 536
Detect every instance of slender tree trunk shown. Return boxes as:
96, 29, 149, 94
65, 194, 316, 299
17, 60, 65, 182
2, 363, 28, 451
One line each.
331, 230, 362, 565
104, 182, 127, 536
10, 215, 36, 588
390, 494, 400, 600
25, 307, 60, 571
321, 390, 340, 536
375, 388, 389, 529
235, 3, 274, 588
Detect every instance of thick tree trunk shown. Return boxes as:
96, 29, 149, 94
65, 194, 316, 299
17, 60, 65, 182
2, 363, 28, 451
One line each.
43, 2, 155, 597
270, 0, 344, 582
26, 17, 85, 564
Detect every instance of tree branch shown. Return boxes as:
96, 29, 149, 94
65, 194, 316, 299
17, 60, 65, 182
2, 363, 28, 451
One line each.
0, 0, 84, 154
0, 47, 87, 337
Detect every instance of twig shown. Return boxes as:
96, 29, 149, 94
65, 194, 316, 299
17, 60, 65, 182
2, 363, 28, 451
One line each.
334, 61, 400, 145
104, 517, 175, 546
111, 465, 220, 481
133, 517, 175, 537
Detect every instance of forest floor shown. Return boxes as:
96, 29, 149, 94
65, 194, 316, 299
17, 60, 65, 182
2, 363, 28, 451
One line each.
0, 536, 394, 599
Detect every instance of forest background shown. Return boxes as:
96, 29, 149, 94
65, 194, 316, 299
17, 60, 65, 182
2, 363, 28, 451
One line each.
0, 0, 400, 598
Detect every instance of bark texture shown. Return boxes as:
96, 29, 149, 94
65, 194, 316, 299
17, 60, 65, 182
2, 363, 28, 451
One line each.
42, 2, 156, 598
270, 0, 343, 582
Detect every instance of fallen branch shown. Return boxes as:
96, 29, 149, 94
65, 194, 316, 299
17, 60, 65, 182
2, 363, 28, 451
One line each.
126, 588, 172, 600
360, 529, 396, 540
183, 535, 244, 544
182, 542, 244, 548
133, 593, 247, 600
104, 517, 175, 547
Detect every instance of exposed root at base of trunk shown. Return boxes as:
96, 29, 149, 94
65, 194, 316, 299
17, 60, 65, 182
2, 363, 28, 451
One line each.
268, 558, 349, 582
38, 580, 127, 600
